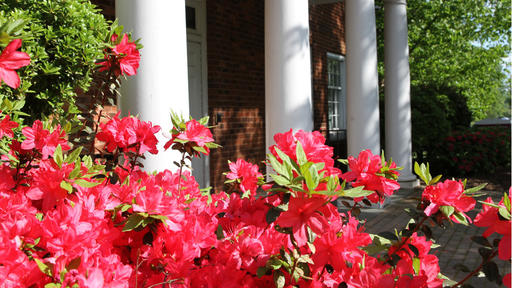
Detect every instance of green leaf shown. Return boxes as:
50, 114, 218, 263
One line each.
412, 257, 421, 274
74, 179, 100, 188
82, 155, 93, 169
204, 142, 221, 149
439, 206, 455, 218
503, 192, 511, 212
274, 147, 291, 164
257, 266, 268, 278
370, 233, 393, 245
480, 201, 501, 209
452, 211, 469, 225
270, 174, 290, 186
439, 273, 457, 286
192, 145, 207, 154
123, 213, 146, 232
53, 145, 63, 167
5, 19, 26, 35
268, 153, 288, 178
304, 164, 320, 192
69, 160, 82, 179
414, 162, 432, 185
215, 225, 224, 240
35, 258, 53, 277
65, 146, 83, 164
149, 214, 169, 224
198, 116, 209, 126
307, 242, 316, 254
464, 183, 487, 195
429, 174, 443, 185
60, 181, 73, 194
498, 206, 511, 221
282, 249, 292, 265
266, 257, 284, 270
326, 175, 338, 192
274, 270, 286, 288
295, 142, 308, 166
342, 186, 374, 198
363, 244, 389, 255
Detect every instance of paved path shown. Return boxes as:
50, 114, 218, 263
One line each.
347, 187, 510, 287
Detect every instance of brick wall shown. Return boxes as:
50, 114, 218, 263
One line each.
90, 0, 115, 21
309, 2, 346, 135
206, 0, 266, 191
87, 0, 346, 190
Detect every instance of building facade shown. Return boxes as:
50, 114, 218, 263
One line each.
92, 0, 417, 190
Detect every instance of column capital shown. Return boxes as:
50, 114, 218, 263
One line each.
383, 0, 406, 6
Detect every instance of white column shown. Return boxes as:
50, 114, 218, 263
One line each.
384, 0, 418, 187
265, 0, 314, 149
345, 0, 381, 156
116, 0, 189, 172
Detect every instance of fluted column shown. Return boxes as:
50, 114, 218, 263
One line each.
345, 0, 381, 156
384, 0, 418, 187
116, 0, 190, 172
264, 0, 314, 149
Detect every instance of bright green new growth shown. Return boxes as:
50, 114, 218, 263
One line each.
0, 0, 110, 123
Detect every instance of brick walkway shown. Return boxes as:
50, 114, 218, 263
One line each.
351, 188, 510, 287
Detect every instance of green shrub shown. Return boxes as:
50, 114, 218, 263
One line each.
430, 126, 511, 176
0, 0, 109, 122
411, 85, 472, 164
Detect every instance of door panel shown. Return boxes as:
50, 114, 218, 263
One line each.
187, 41, 208, 188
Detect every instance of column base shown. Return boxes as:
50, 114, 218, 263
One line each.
398, 173, 420, 189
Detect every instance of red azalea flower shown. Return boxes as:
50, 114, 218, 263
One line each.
97, 113, 160, 155
0, 39, 31, 88
178, 119, 214, 147
276, 195, 329, 246
422, 179, 475, 223
341, 149, 400, 203
98, 34, 140, 76
474, 194, 511, 260
226, 159, 262, 195
131, 117, 161, 155
313, 215, 371, 270
164, 119, 214, 156
25, 160, 74, 211
21, 120, 70, 159
0, 114, 18, 138
270, 129, 340, 177
504, 273, 511, 288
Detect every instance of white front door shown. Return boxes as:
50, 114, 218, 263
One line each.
187, 40, 209, 188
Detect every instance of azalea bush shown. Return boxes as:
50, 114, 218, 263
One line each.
0, 0, 111, 122
430, 126, 511, 176
0, 37, 511, 288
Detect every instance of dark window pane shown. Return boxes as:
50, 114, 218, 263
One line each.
186, 6, 196, 29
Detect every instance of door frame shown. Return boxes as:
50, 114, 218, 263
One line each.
186, 0, 209, 187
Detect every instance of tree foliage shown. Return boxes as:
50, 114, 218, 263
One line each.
376, 0, 511, 121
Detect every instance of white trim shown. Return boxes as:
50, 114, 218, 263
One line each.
327, 52, 344, 61
327, 52, 346, 132
186, 0, 210, 187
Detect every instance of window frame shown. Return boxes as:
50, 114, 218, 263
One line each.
326, 52, 347, 140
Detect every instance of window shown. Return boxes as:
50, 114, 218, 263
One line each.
327, 53, 346, 141
185, 6, 196, 30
